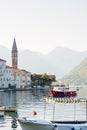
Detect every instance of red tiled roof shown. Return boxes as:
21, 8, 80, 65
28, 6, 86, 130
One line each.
47, 75, 56, 79
13, 68, 29, 73
0, 58, 6, 62
6, 65, 12, 69
20, 69, 29, 73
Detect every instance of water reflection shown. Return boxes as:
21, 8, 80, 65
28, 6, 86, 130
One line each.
0, 91, 17, 107
0, 89, 87, 130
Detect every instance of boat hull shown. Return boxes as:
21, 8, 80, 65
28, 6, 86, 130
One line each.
51, 90, 77, 98
18, 119, 54, 130
55, 121, 87, 130
18, 119, 87, 130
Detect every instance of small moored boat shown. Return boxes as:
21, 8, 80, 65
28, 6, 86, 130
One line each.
50, 81, 77, 98
18, 98, 87, 130
18, 118, 87, 130
18, 118, 55, 130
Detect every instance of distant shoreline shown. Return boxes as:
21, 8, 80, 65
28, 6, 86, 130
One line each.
0, 87, 49, 92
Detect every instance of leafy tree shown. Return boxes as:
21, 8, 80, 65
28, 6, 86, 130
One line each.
31, 73, 55, 87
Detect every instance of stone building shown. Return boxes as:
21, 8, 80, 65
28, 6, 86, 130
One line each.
0, 38, 31, 89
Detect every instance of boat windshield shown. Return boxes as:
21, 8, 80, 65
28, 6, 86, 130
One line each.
53, 85, 67, 92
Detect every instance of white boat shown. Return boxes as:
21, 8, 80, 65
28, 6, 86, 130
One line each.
18, 118, 55, 130
18, 118, 87, 130
18, 98, 87, 130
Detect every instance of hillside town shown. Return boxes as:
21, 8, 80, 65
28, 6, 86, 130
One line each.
0, 38, 56, 89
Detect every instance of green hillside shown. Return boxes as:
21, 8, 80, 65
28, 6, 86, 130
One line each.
61, 58, 87, 85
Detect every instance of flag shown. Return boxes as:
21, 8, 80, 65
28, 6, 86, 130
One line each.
33, 111, 37, 117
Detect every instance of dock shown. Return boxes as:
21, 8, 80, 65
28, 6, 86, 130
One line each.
0, 106, 17, 112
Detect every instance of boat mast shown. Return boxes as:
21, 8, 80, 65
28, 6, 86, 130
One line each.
44, 98, 46, 120
53, 101, 56, 121
86, 99, 87, 122
74, 101, 76, 121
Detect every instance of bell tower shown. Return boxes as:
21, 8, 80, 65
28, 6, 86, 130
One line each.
12, 38, 18, 69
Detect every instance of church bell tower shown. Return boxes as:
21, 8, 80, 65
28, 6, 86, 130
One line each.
12, 38, 18, 69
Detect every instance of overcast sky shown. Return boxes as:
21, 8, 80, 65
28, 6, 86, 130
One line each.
0, 0, 87, 54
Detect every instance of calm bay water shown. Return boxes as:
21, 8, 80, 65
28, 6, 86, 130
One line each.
0, 89, 87, 130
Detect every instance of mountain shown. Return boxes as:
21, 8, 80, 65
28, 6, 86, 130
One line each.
0, 45, 87, 79
44, 47, 87, 78
61, 57, 87, 84
0, 45, 11, 65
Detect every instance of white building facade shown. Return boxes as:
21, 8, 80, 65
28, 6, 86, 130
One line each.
0, 59, 18, 88
0, 58, 31, 89
0, 38, 31, 89
13, 68, 31, 88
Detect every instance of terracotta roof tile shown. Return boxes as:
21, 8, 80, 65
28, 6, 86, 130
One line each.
6, 65, 12, 69
0, 58, 6, 62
